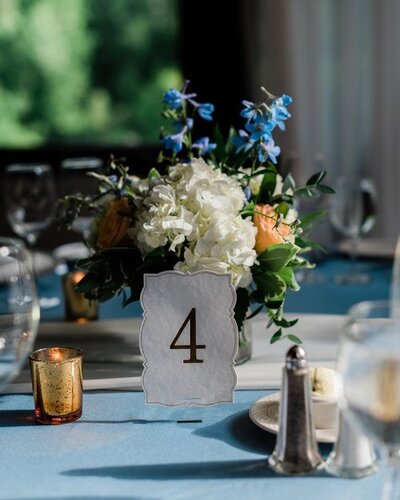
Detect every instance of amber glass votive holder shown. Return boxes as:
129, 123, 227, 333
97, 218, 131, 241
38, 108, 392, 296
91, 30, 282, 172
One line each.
29, 347, 83, 424
63, 271, 98, 323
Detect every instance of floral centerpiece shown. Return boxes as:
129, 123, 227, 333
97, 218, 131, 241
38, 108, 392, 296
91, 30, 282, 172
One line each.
59, 82, 333, 353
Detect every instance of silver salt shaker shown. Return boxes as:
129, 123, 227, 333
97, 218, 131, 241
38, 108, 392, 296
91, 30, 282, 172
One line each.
325, 409, 377, 478
268, 345, 324, 475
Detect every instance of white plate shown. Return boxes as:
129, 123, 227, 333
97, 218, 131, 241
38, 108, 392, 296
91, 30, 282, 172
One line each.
337, 238, 396, 259
249, 393, 337, 443
53, 242, 90, 262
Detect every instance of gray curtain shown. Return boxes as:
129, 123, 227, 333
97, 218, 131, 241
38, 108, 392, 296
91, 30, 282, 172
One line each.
243, 0, 400, 239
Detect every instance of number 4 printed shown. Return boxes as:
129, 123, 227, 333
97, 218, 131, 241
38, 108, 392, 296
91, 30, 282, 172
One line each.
170, 308, 206, 363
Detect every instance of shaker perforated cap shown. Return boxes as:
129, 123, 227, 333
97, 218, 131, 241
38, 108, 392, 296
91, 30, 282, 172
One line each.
286, 345, 307, 369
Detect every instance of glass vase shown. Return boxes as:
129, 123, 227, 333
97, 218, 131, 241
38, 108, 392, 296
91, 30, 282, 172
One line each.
236, 320, 252, 365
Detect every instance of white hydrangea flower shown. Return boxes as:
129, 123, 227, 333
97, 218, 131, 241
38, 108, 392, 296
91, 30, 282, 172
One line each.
132, 158, 257, 287
131, 182, 196, 253
170, 159, 246, 216
175, 214, 257, 288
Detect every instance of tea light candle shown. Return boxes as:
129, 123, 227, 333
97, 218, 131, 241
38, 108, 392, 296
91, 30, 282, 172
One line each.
63, 271, 98, 322
29, 347, 83, 424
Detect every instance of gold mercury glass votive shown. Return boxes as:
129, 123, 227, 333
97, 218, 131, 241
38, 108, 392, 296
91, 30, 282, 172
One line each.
63, 271, 98, 323
29, 347, 83, 424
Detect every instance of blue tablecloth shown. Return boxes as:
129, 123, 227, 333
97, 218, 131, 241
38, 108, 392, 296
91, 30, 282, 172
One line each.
0, 256, 394, 499
0, 391, 385, 500
40, 257, 393, 321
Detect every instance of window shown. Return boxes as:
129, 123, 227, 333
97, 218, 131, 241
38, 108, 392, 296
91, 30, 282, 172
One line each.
0, 0, 182, 148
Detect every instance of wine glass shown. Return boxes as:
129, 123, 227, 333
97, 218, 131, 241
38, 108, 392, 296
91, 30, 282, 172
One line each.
0, 238, 40, 392
60, 157, 103, 242
338, 301, 400, 499
329, 175, 377, 283
5, 164, 57, 246
4, 163, 59, 308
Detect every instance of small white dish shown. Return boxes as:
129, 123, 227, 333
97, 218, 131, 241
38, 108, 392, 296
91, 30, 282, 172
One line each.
249, 392, 337, 444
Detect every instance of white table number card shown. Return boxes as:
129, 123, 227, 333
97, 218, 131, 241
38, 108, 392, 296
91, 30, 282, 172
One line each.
140, 271, 238, 406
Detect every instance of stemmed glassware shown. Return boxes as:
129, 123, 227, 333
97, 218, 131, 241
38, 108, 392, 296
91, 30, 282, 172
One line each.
338, 301, 400, 500
329, 175, 377, 283
4, 163, 59, 308
5, 164, 57, 246
60, 157, 103, 243
0, 238, 40, 392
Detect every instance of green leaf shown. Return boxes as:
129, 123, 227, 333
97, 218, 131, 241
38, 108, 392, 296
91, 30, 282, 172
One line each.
249, 289, 265, 304
299, 209, 327, 230
287, 334, 303, 344
234, 288, 250, 332
283, 173, 296, 192
274, 317, 299, 328
296, 187, 315, 198
295, 237, 326, 253
277, 267, 300, 291
148, 168, 161, 179
277, 201, 290, 217
316, 184, 335, 194
257, 243, 299, 272
306, 170, 326, 186
289, 256, 316, 269
270, 329, 283, 344
211, 125, 228, 162
254, 272, 286, 300
258, 169, 277, 203
265, 299, 284, 310
245, 305, 264, 320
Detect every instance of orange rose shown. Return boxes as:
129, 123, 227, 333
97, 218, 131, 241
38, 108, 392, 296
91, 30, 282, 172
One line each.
97, 197, 131, 249
253, 204, 293, 254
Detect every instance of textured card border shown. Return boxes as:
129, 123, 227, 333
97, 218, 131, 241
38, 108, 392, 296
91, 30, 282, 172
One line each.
139, 270, 238, 406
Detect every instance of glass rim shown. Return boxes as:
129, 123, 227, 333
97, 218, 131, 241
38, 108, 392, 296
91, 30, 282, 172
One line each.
0, 237, 26, 248
61, 157, 103, 169
347, 299, 391, 318
6, 163, 52, 174
30, 347, 83, 363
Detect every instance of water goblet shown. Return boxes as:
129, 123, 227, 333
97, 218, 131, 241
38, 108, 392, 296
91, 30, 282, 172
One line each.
0, 238, 40, 392
329, 175, 377, 283
338, 300, 400, 499
60, 157, 103, 242
4, 164, 59, 308
5, 163, 57, 246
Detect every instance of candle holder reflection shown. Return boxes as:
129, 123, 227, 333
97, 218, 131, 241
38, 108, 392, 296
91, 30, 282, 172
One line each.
63, 271, 98, 323
29, 347, 83, 424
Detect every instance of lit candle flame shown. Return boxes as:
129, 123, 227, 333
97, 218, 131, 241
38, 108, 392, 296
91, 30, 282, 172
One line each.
72, 271, 85, 285
50, 349, 63, 362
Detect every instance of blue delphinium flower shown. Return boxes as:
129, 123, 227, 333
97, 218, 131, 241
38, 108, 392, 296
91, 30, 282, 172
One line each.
192, 137, 217, 155
163, 84, 197, 110
240, 100, 258, 122
197, 103, 215, 121
245, 114, 274, 141
270, 95, 292, 130
243, 186, 252, 202
163, 89, 184, 110
257, 139, 281, 164
233, 130, 254, 154
173, 118, 194, 132
162, 131, 185, 153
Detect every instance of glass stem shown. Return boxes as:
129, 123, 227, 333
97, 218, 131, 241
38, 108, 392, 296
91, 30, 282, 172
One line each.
350, 235, 360, 275
26, 232, 38, 246
382, 450, 399, 500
